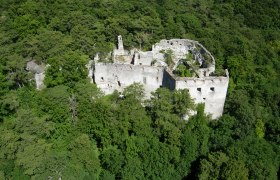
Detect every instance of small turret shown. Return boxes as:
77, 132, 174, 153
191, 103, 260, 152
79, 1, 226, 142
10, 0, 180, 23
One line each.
118, 35, 124, 50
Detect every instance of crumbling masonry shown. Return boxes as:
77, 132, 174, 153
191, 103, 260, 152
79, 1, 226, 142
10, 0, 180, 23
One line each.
91, 36, 229, 119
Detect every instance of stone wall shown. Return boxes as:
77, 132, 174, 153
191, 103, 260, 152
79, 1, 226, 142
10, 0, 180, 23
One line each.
94, 63, 164, 98
175, 72, 229, 119
26, 61, 46, 90
153, 39, 194, 60
93, 62, 229, 118
35, 73, 46, 90
134, 51, 154, 66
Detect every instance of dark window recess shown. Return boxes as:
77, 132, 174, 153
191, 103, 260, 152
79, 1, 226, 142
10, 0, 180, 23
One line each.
156, 77, 159, 82
197, 88, 201, 92
203, 98, 206, 100
210, 87, 215, 91
140, 63, 142, 65
101, 77, 104, 80
143, 77, 147, 84
92, 73, 95, 83
118, 81, 121, 87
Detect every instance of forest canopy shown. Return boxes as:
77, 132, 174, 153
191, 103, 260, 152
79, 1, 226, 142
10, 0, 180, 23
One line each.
0, 0, 279, 179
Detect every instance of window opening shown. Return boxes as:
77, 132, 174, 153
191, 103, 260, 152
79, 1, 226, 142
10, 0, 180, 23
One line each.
143, 77, 147, 84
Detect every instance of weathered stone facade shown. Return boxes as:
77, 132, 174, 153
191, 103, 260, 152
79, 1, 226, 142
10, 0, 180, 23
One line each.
171, 70, 229, 119
94, 63, 164, 96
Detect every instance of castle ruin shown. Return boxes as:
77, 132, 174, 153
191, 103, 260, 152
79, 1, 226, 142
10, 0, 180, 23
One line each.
26, 35, 229, 119
91, 35, 229, 119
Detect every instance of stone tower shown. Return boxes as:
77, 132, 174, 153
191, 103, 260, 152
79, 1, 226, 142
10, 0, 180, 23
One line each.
118, 35, 124, 50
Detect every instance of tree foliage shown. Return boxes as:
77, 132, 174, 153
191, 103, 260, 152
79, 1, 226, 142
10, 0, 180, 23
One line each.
0, 0, 279, 179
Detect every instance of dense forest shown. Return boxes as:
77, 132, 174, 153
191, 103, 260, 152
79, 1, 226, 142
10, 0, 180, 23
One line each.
0, 0, 279, 179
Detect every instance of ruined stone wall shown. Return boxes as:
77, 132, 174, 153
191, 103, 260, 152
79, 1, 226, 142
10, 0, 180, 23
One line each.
152, 39, 195, 61
93, 63, 229, 118
35, 73, 45, 90
26, 61, 46, 90
94, 63, 164, 97
113, 54, 132, 64
134, 51, 154, 66
175, 74, 229, 119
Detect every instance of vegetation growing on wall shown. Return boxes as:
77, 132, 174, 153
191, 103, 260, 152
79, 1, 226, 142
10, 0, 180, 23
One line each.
174, 64, 193, 77
0, 0, 279, 179
164, 49, 174, 66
